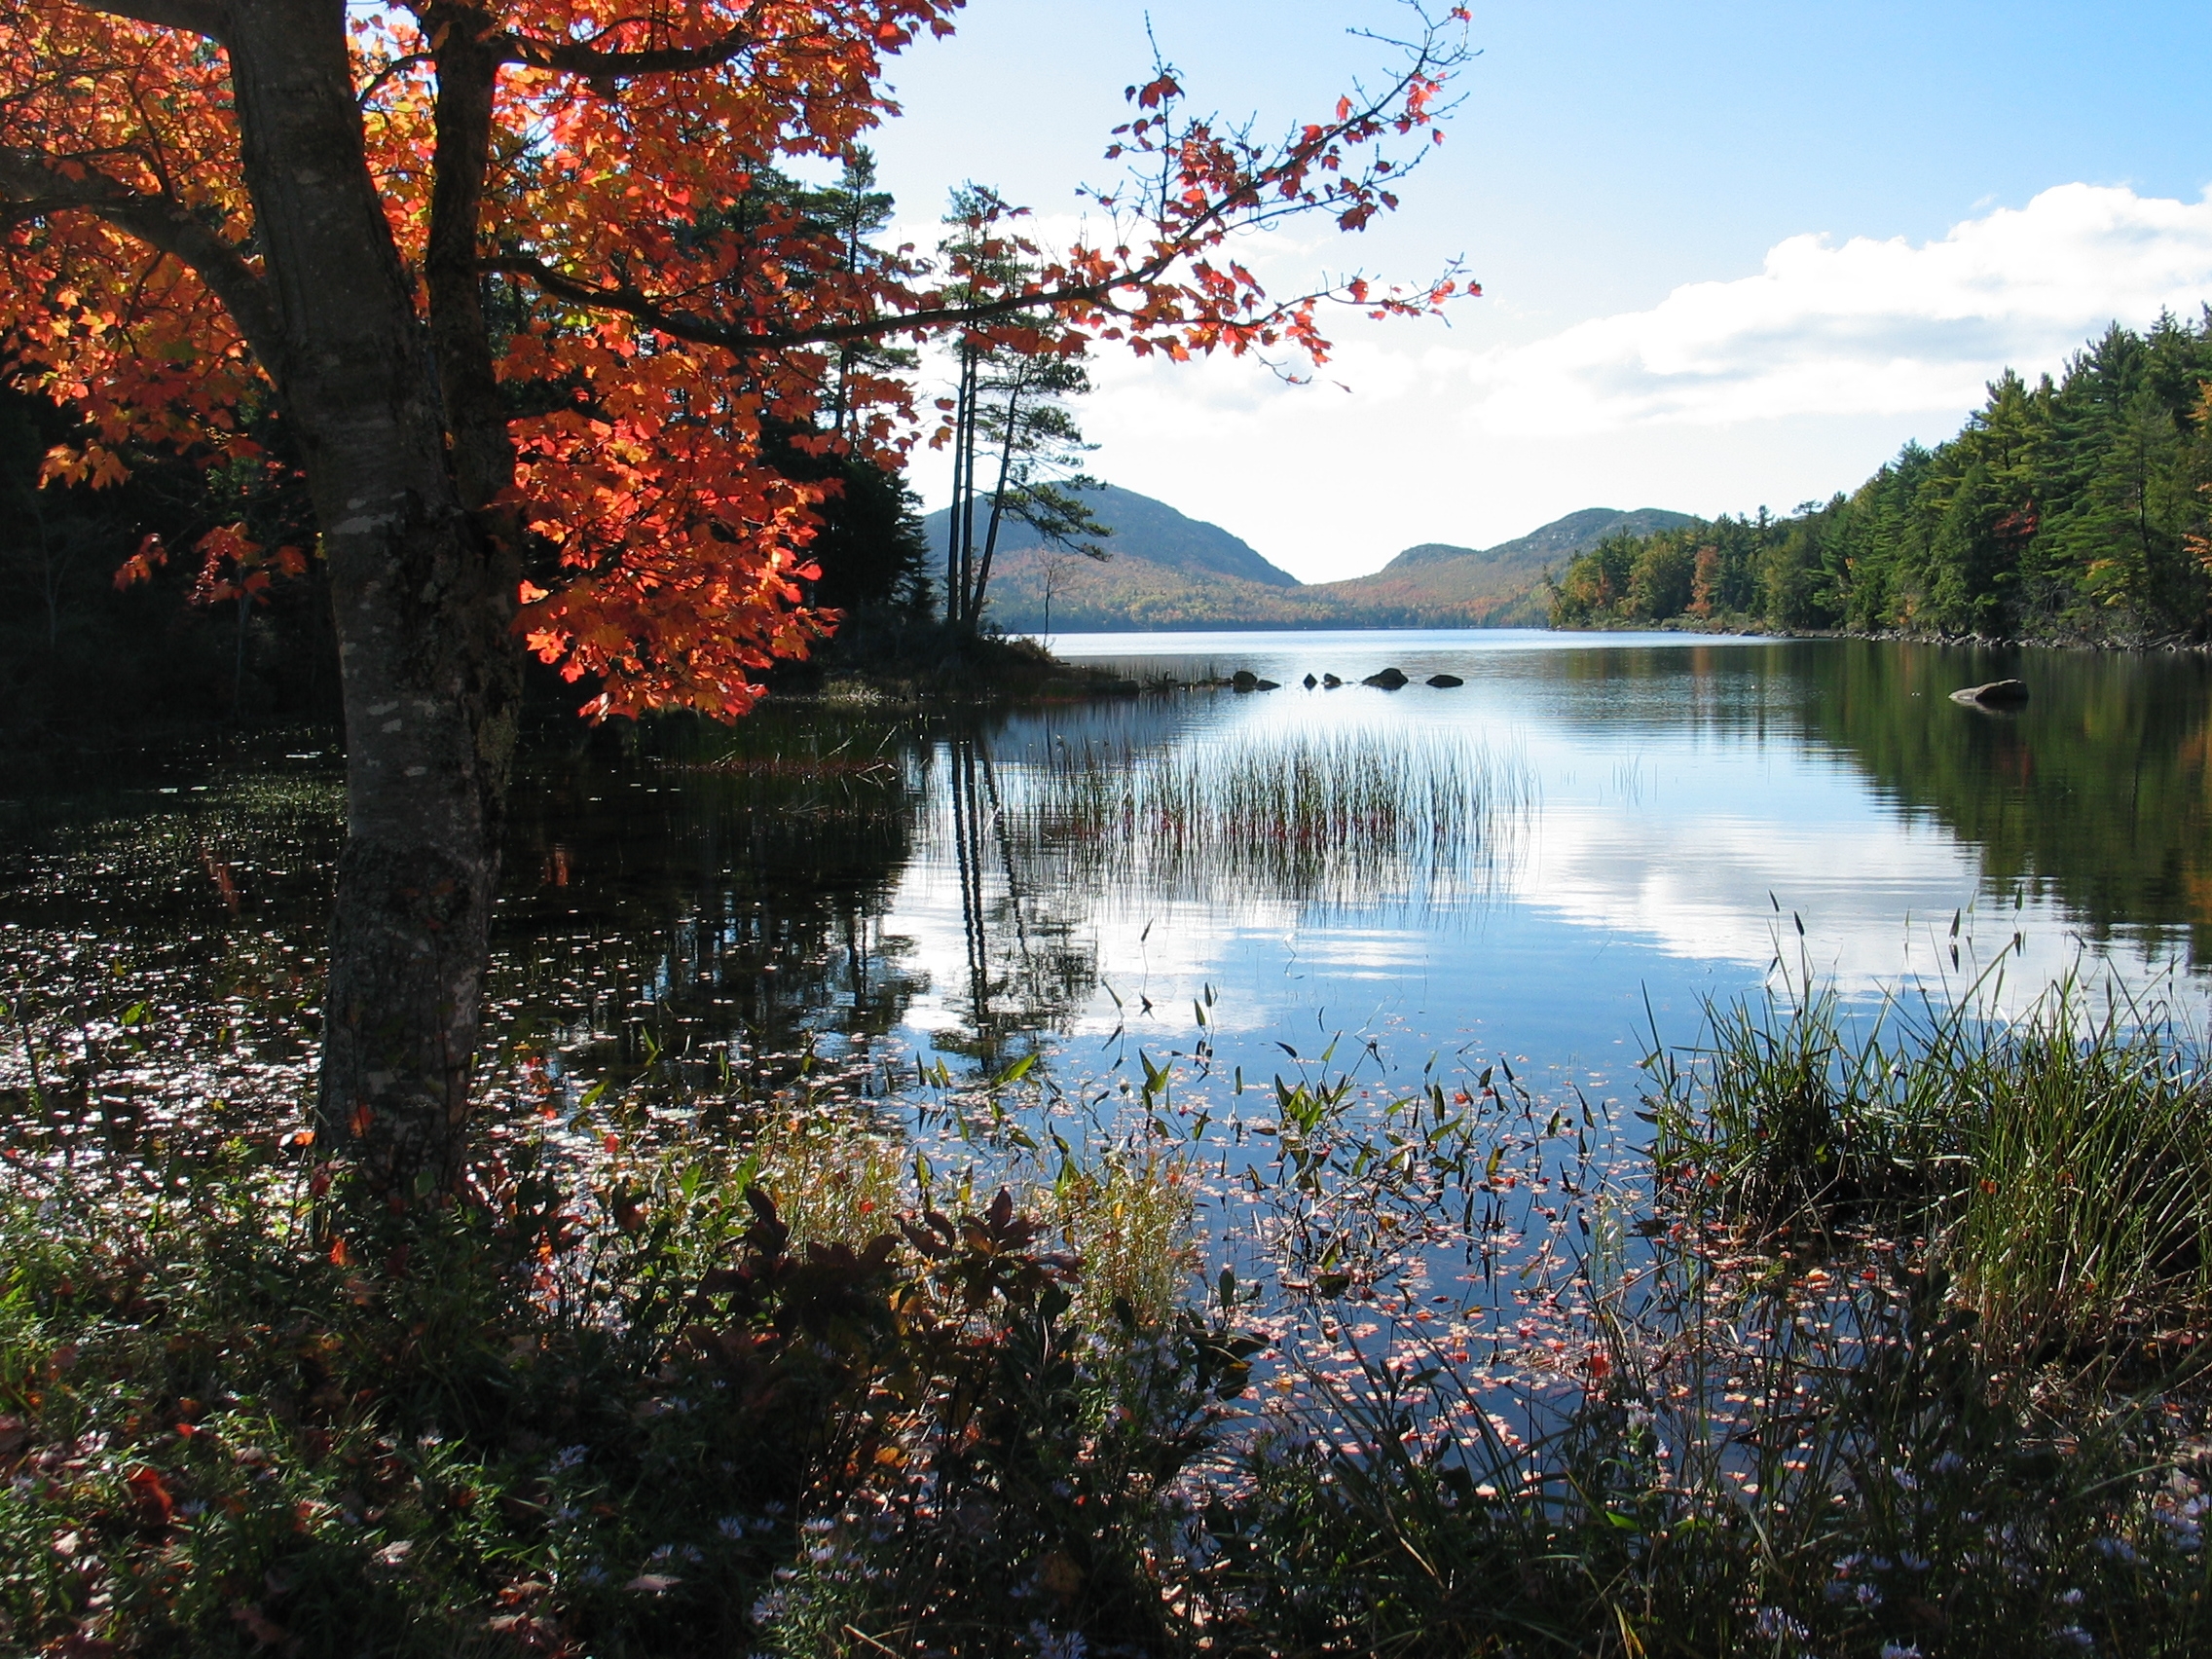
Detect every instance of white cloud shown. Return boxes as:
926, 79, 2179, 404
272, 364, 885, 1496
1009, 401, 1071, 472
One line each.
1455, 184, 2212, 436
909, 183, 2212, 576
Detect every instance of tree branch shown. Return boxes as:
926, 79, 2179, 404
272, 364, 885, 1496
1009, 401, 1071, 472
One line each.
500, 24, 750, 74
484, 251, 1169, 357
487, 4, 769, 76
0, 150, 283, 381
70, 0, 228, 40
424, 10, 515, 510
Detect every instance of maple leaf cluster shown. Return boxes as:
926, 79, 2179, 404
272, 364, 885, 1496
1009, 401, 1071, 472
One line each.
0, 0, 1471, 719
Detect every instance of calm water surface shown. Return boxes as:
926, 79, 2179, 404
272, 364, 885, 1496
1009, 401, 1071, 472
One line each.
901, 629, 2212, 1099
3, 630, 2209, 1122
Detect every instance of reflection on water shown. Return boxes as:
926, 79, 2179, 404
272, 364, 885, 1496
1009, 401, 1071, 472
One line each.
1794, 641, 2212, 965
494, 718, 926, 1087
903, 718, 1533, 1068
1, 635, 2207, 1129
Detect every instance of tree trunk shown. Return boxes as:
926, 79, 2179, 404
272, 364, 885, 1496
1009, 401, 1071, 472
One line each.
956, 349, 984, 627
972, 380, 1024, 625
945, 350, 970, 626
225, 1, 520, 1201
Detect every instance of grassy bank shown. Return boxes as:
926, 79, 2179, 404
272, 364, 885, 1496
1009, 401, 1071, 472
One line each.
5, 981, 2211, 1655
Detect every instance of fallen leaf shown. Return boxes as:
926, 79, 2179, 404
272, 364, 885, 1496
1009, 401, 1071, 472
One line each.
126, 1464, 176, 1526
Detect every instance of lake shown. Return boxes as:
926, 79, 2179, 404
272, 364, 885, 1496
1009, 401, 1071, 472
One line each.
3, 629, 2208, 1138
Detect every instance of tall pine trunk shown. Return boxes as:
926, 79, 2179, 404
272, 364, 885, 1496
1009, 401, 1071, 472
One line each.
226, 2, 520, 1201
945, 349, 971, 625
972, 380, 1024, 625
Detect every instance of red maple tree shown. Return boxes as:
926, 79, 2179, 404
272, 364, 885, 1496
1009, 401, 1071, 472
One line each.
0, 0, 1473, 1196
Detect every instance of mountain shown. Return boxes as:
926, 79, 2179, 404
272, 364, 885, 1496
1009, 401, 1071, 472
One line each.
1406, 507, 1698, 574
1309, 506, 1700, 625
920, 482, 1300, 589
922, 485, 1692, 631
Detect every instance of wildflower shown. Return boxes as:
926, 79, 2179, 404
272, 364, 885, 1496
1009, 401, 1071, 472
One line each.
2091, 1536, 2139, 1564
1899, 1552, 1931, 1573
1881, 1644, 1923, 1659
2053, 1626, 2092, 1650
718, 1517, 749, 1540
1929, 1451, 1966, 1476
1856, 1582, 1883, 1608
547, 1445, 589, 1474
1753, 1607, 1808, 1641
1026, 1623, 1088, 1659
2152, 1491, 2205, 1552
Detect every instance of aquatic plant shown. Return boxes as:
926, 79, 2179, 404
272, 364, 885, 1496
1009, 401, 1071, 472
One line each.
1014, 726, 1534, 911
1650, 974, 2212, 1362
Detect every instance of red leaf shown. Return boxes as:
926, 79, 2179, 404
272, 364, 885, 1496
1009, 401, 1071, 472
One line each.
126, 1464, 176, 1527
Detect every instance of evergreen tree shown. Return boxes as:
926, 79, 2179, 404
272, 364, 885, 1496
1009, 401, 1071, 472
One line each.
1547, 312, 2212, 643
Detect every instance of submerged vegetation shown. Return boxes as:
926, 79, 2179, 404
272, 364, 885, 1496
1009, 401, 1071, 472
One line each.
7, 955, 2212, 1655
1548, 312, 2212, 643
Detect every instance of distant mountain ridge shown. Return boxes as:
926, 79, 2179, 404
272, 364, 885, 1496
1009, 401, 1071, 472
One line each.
1384, 507, 1696, 575
919, 482, 1300, 591
1312, 506, 1699, 625
922, 484, 1691, 631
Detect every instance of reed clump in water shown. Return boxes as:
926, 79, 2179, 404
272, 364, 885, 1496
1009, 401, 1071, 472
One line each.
1650, 976, 2212, 1363
1024, 728, 1532, 907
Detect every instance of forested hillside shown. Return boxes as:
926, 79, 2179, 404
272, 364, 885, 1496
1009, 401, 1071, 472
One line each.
1548, 313, 2212, 643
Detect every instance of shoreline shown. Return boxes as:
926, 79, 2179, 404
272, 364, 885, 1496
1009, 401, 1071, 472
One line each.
1542, 614, 2212, 654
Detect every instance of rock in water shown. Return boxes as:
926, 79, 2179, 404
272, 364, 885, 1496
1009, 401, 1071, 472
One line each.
1426, 673, 1464, 688
1362, 666, 1410, 689
1322, 673, 1343, 688
1232, 669, 1259, 692
1303, 673, 1317, 688
1254, 679, 1280, 690
1949, 679, 2029, 707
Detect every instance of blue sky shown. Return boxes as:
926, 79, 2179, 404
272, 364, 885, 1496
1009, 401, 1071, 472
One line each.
867, 2, 2212, 580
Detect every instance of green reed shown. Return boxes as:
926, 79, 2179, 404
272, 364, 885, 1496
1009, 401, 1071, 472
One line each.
1019, 727, 1532, 908
1650, 973, 2212, 1363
